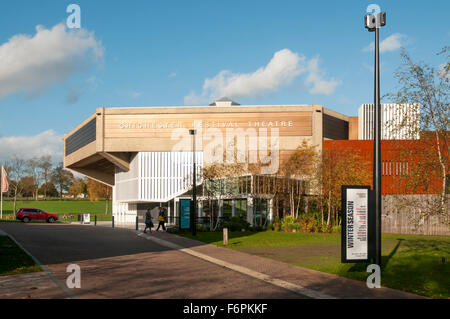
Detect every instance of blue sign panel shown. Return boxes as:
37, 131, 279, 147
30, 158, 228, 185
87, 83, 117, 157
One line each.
180, 199, 191, 230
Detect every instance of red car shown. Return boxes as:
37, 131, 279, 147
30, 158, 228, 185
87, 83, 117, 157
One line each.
16, 208, 58, 223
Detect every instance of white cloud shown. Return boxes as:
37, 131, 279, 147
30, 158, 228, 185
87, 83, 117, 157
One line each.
169, 72, 177, 78
130, 91, 142, 99
363, 33, 406, 53
184, 49, 340, 104
305, 57, 342, 96
0, 130, 63, 163
0, 23, 103, 100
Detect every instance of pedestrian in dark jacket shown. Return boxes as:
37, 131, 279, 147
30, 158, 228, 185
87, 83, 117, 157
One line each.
144, 209, 153, 233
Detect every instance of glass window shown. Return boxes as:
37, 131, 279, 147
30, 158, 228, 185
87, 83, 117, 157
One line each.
254, 198, 269, 227
235, 199, 247, 220
222, 200, 233, 219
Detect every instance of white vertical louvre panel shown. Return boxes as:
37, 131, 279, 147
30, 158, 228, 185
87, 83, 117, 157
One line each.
137, 151, 203, 202
358, 104, 420, 140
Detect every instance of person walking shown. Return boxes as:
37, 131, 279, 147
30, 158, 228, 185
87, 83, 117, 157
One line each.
144, 208, 153, 233
156, 207, 166, 232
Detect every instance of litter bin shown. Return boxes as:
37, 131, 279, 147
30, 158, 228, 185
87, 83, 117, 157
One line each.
81, 213, 90, 224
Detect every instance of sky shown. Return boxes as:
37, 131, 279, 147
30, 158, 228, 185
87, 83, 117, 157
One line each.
0, 0, 448, 163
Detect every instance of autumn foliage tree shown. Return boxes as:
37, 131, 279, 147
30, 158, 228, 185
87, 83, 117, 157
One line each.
280, 140, 319, 218
70, 178, 87, 197
319, 147, 372, 226
86, 178, 112, 215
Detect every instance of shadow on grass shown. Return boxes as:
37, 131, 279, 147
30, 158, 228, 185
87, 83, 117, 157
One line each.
338, 237, 449, 298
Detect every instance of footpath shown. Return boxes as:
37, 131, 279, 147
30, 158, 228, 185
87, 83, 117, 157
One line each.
0, 223, 425, 299
113, 223, 424, 299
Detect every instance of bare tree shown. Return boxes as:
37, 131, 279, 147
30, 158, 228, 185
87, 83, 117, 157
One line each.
39, 156, 53, 199
26, 157, 42, 200
4, 156, 26, 214
386, 47, 449, 223
52, 163, 74, 200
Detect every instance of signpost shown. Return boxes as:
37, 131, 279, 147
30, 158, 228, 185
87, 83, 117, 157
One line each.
180, 199, 191, 230
341, 185, 373, 263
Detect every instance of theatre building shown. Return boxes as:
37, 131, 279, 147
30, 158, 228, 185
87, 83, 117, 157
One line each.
64, 99, 356, 226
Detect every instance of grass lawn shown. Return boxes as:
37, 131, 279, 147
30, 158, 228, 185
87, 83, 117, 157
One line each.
0, 199, 113, 221
0, 236, 41, 276
178, 231, 450, 299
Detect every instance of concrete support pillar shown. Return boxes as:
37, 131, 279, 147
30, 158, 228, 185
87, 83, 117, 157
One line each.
167, 201, 171, 225
198, 200, 203, 217
247, 197, 254, 226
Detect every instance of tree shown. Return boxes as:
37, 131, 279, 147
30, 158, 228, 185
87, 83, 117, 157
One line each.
201, 162, 246, 231
280, 140, 319, 218
20, 176, 35, 197
39, 182, 58, 197
52, 163, 74, 199
39, 156, 53, 198
387, 47, 449, 224
4, 156, 26, 213
319, 148, 371, 226
86, 178, 112, 215
26, 157, 42, 200
69, 178, 87, 197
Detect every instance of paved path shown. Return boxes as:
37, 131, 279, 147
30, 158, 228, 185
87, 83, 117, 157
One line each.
0, 223, 305, 299
0, 222, 424, 299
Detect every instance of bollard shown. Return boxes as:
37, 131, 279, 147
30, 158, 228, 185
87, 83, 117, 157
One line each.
223, 228, 228, 246
95, 215, 97, 226
112, 215, 115, 229
136, 216, 139, 230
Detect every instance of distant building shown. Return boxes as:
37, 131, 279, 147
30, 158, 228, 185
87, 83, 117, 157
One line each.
63, 100, 436, 227
358, 104, 420, 140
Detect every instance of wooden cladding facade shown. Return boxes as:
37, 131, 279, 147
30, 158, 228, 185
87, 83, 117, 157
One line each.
63, 105, 352, 185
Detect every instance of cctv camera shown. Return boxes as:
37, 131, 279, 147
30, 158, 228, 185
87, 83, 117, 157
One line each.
365, 12, 386, 31
365, 14, 376, 31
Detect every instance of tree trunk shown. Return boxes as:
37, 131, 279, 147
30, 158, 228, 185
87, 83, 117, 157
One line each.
320, 195, 324, 225
305, 196, 309, 216
13, 191, 17, 214
433, 130, 447, 213
327, 191, 331, 226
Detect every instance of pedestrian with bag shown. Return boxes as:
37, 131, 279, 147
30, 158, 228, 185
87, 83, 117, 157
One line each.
156, 207, 166, 232
144, 208, 153, 233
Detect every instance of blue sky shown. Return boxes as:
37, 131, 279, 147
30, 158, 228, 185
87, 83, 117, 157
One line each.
0, 0, 448, 162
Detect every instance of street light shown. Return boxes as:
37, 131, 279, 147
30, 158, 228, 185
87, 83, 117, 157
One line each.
189, 129, 197, 236
365, 10, 386, 268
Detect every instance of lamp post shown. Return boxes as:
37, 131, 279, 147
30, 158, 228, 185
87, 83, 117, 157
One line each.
189, 129, 197, 236
365, 11, 386, 268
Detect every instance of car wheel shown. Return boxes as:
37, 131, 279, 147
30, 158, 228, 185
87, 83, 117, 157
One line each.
48, 217, 55, 223
23, 217, 30, 223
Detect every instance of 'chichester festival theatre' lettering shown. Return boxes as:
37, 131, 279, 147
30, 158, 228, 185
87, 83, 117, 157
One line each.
119, 120, 294, 129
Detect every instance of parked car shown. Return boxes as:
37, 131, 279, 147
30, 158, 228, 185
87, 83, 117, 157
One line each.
16, 208, 58, 223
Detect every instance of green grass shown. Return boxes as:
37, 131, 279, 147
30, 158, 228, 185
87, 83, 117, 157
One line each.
0, 236, 41, 276
0, 199, 113, 221
179, 231, 450, 299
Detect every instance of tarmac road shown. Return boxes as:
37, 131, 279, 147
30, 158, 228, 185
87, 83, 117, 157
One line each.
0, 223, 307, 299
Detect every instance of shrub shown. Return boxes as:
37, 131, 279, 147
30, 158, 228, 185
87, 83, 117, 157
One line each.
222, 216, 250, 232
